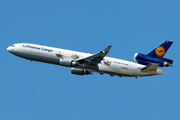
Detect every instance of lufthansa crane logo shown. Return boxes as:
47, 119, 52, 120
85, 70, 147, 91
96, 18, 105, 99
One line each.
155, 46, 165, 56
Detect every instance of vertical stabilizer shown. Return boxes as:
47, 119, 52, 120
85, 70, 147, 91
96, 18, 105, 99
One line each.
147, 41, 173, 57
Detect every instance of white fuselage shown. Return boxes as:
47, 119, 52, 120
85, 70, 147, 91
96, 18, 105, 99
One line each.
7, 43, 163, 77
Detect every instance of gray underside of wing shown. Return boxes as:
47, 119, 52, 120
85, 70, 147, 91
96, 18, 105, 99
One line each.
75, 45, 112, 67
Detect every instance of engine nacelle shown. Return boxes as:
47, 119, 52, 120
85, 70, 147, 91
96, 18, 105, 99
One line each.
59, 58, 75, 67
134, 53, 173, 67
71, 68, 91, 76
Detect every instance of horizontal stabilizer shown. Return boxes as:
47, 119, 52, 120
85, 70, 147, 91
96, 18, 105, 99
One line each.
141, 64, 159, 72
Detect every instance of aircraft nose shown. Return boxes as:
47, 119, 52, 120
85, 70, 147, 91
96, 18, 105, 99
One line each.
7, 46, 10, 51
7, 46, 13, 52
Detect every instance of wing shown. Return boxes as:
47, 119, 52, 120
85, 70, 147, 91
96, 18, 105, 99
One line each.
141, 63, 159, 72
75, 45, 112, 69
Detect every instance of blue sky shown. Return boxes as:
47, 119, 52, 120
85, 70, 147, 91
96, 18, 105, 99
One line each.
1, 0, 180, 120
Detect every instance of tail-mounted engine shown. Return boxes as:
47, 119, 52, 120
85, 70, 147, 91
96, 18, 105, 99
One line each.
134, 53, 173, 67
71, 68, 92, 76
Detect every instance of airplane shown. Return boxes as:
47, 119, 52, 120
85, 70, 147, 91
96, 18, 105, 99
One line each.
7, 41, 173, 78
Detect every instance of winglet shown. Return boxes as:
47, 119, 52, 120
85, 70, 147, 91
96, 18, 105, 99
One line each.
141, 63, 159, 72
104, 45, 112, 53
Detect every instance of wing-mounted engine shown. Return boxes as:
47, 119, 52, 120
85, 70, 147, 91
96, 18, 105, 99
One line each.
71, 68, 92, 76
134, 53, 173, 67
59, 58, 77, 67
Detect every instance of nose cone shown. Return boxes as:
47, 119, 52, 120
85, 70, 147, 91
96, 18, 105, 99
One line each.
7, 46, 13, 52
7, 47, 10, 51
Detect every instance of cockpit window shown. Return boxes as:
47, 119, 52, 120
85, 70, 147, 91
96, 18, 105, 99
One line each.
12, 45, 15, 47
